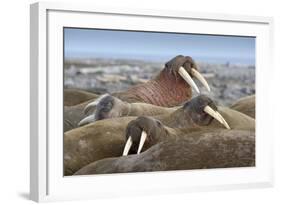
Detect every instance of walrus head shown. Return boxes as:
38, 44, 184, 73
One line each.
114, 55, 211, 107
162, 55, 210, 93
182, 95, 220, 126
123, 95, 230, 156
78, 94, 128, 126
123, 116, 167, 156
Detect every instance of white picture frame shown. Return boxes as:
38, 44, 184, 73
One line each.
30, 1, 274, 202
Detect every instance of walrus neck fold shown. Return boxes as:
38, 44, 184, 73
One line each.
156, 107, 196, 129
113, 67, 193, 107
153, 69, 193, 107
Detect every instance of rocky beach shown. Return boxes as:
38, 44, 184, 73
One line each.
64, 58, 255, 106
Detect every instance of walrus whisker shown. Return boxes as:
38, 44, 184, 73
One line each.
191, 68, 211, 92
204, 106, 231, 129
178, 67, 200, 94
137, 131, 148, 154
78, 114, 96, 127
123, 136, 133, 156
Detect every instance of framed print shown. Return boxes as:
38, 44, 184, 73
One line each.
30, 2, 274, 202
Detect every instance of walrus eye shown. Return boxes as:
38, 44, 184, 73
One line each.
178, 67, 211, 93
203, 106, 231, 129
156, 120, 162, 127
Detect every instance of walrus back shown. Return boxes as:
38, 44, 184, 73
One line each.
209, 106, 255, 130
230, 95, 255, 118
74, 129, 255, 175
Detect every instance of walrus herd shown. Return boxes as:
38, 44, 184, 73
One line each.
63, 55, 255, 176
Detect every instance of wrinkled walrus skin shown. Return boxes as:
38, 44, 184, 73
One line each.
64, 55, 211, 108
64, 96, 255, 175
63, 55, 202, 132
111, 55, 199, 107
74, 129, 255, 175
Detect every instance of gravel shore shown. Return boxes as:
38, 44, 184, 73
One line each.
64, 58, 255, 106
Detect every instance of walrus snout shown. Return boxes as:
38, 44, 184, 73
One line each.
165, 55, 210, 93
123, 116, 168, 156
183, 95, 230, 129
165, 55, 196, 75
78, 94, 114, 126
78, 94, 129, 126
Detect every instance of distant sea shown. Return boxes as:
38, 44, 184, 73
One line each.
65, 51, 255, 66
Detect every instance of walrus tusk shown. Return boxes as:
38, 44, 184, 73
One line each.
178, 67, 200, 94
204, 106, 222, 123
83, 94, 109, 114
204, 106, 231, 129
83, 101, 98, 115
191, 68, 211, 92
216, 111, 231, 129
137, 131, 148, 154
78, 114, 96, 127
123, 136, 133, 156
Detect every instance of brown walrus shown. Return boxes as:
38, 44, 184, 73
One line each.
64, 95, 254, 175
112, 55, 210, 107
64, 94, 177, 131
230, 95, 255, 118
77, 94, 177, 127
64, 55, 210, 131
74, 129, 255, 175
78, 93, 256, 127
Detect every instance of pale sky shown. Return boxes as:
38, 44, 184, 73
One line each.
64, 27, 255, 65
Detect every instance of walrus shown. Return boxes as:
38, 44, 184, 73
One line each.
111, 55, 210, 107
64, 55, 211, 131
64, 94, 177, 131
74, 129, 255, 175
64, 95, 254, 175
122, 109, 254, 157
230, 95, 255, 118
78, 93, 255, 127
77, 94, 178, 127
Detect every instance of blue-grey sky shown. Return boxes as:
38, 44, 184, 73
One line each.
64, 28, 255, 65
